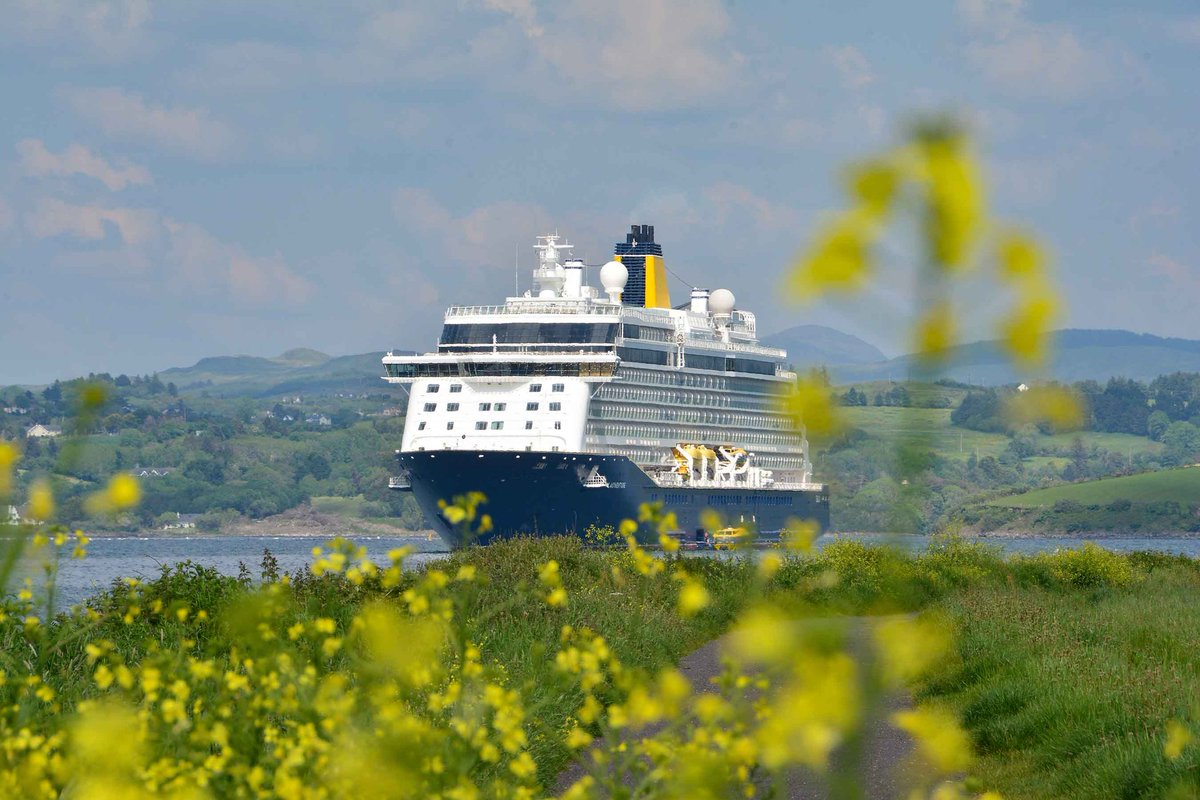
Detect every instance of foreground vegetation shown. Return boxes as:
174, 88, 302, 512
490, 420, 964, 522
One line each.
2, 518, 1198, 798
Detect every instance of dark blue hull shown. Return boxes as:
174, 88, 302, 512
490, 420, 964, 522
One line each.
396, 450, 829, 548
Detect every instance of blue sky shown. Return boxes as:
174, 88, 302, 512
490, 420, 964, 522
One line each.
1, 0, 1197, 384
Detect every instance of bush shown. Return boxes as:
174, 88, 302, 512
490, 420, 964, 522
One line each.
1034, 543, 1136, 589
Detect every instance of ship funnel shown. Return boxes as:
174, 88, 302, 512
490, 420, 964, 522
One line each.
690, 287, 710, 314
613, 223, 670, 309
563, 258, 584, 298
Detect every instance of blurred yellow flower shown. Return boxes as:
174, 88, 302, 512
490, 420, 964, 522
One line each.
999, 291, 1058, 366
788, 210, 877, 299
1165, 719, 1193, 760
1004, 385, 1085, 433
28, 478, 55, 522
873, 614, 953, 687
0, 442, 17, 497
914, 302, 957, 365
997, 230, 1046, 281
891, 706, 973, 774
677, 578, 710, 617
919, 132, 984, 270
87, 474, 142, 515
846, 159, 900, 218
779, 377, 843, 438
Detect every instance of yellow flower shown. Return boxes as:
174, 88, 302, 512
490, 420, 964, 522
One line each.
546, 587, 568, 608
1165, 719, 1193, 760
891, 706, 973, 774
914, 302, 957, 365
658, 531, 680, 553
788, 210, 877, 299
997, 229, 1046, 281
758, 552, 783, 581
782, 518, 819, 553
846, 159, 901, 218
872, 614, 953, 686
919, 131, 984, 269
999, 290, 1058, 366
779, 376, 843, 438
106, 474, 140, 509
0, 442, 18, 497
1004, 385, 1085, 433
27, 477, 54, 521
677, 579, 710, 617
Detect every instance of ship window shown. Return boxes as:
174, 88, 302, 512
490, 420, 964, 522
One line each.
552, 383, 565, 392
450, 384, 462, 393
491, 421, 504, 430
478, 403, 491, 411
530, 384, 542, 393
423, 403, 436, 412
475, 421, 487, 430
447, 422, 454, 430
552, 446, 560, 452
525, 421, 533, 430
495, 403, 507, 411
426, 384, 439, 393
554, 421, 562, 430
526, 402, 538, 411
417, 422, 426, 430
447, 402, 459, 411
549, 402, 561, 411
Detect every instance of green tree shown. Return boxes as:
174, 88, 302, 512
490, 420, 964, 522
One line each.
1162, 421, 1200, 466
1147, 410, 1171, 442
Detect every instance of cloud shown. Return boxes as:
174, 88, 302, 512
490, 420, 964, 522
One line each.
63, 87, 237, 160
23, 197, 309, 306
1167, 16, 1200, 45
487, 0, 744, 111
826, 45, 875, 88
1147, 253, 1200, 292
25, 198, 159, 246
8, 0, 151, 60
16, 138, 152, 191
393, 188, 554, 268
957, 0, 1114, 98
164, 220, 312, 306
701, 183, 805, 231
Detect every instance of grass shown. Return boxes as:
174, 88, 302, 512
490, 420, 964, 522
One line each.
922, 557, 1200, 799
841, 407, 1010, 460
988, 466, 1200, 508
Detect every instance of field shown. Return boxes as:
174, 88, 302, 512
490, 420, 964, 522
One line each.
988, 466, 1200, 508
840, 407, 1010, 460
841, 406, 1164, 462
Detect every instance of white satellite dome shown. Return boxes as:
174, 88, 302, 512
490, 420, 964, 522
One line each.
709, 288, 735, 315
599, 260, 628, 292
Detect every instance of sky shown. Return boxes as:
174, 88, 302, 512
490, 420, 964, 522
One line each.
1, 0, 1197, 384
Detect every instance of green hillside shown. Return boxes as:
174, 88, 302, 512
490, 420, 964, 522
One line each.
159, 350, 414, 397
989, 467, 1200, 508
840, 407, 1163, 462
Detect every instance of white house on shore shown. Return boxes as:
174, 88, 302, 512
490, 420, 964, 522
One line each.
25, 424, 62, 438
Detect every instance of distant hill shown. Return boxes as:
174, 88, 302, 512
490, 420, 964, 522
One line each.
831, 329, 1200, 386
762, 325, 887, 369
161, 348, 414, 397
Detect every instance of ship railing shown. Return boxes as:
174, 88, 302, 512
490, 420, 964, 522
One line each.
446, 303, 622, 318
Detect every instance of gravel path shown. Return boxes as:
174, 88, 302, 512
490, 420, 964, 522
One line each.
555, 616, 915, 799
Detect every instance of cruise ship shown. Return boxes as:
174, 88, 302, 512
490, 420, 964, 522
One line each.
382, 225, 829, 546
